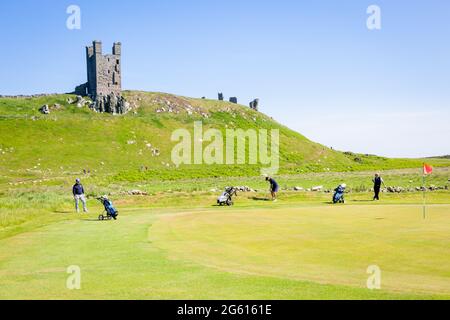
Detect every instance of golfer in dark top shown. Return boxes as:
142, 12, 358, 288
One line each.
372, 173, 386, 201
73, 178, 88, 213
266, 176, 279, 201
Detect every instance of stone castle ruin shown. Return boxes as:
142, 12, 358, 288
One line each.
217, 92, 260, 111
249, 99, 259, 111
75, 41, 129, 114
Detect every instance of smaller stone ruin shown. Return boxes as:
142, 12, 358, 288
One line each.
249, 99, 259, 111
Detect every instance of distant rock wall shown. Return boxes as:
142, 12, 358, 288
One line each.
0, 94, 59, 99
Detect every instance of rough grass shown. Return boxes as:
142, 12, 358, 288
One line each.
1, 167, 449, 239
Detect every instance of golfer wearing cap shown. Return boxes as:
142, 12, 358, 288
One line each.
73, 178, 88, 213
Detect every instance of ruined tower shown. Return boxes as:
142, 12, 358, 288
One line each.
75, 41, 129, 114
85, 41, 122, 99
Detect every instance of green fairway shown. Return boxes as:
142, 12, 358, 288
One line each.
1, 200, 449, 300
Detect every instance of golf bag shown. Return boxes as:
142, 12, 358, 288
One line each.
97, 197, 119, 220
333, 185, 346, 204
217, 187, 238, 206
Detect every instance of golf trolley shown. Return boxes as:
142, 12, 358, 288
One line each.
333, 184, 346, 204
97, 196, 119, 221
217, 187, 238, 206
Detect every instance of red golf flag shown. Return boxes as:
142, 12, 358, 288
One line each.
423, 164, 433, 175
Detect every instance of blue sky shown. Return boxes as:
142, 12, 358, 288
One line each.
0, 0, 449, 157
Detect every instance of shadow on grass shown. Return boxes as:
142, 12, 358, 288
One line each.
54, 210, 72, 214
81, 219, 110, 222
252, 197, 271, 201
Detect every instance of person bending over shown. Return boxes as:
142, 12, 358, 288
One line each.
266, 176, 279, 202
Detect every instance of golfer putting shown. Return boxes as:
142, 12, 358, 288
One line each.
265, 176, 279, 201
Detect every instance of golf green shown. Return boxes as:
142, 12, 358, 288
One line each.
0, 203, 449, 299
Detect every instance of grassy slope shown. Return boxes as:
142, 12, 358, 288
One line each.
1, 91, 449, 185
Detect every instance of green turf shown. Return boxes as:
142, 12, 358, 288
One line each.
0, 195, 449, 300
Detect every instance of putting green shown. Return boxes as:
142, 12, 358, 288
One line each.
151, 204, 450, 295
1, 203, 449, 299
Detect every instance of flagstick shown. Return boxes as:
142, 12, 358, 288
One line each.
422, 173, 426, 219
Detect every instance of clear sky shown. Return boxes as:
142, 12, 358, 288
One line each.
0, 0, 449, 157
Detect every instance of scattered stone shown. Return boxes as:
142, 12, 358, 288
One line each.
386, 186, 405, 193
128, 190, 149, 196
311, 186, 323, 192
39, 105, 50, 114
235, 186, 255, 192
293, 186, 304, 191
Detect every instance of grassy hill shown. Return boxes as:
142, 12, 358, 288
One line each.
1, 92, 449, 299
1, 91, 449, 185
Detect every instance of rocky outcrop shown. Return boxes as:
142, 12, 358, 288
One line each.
90, 94, 130, 114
